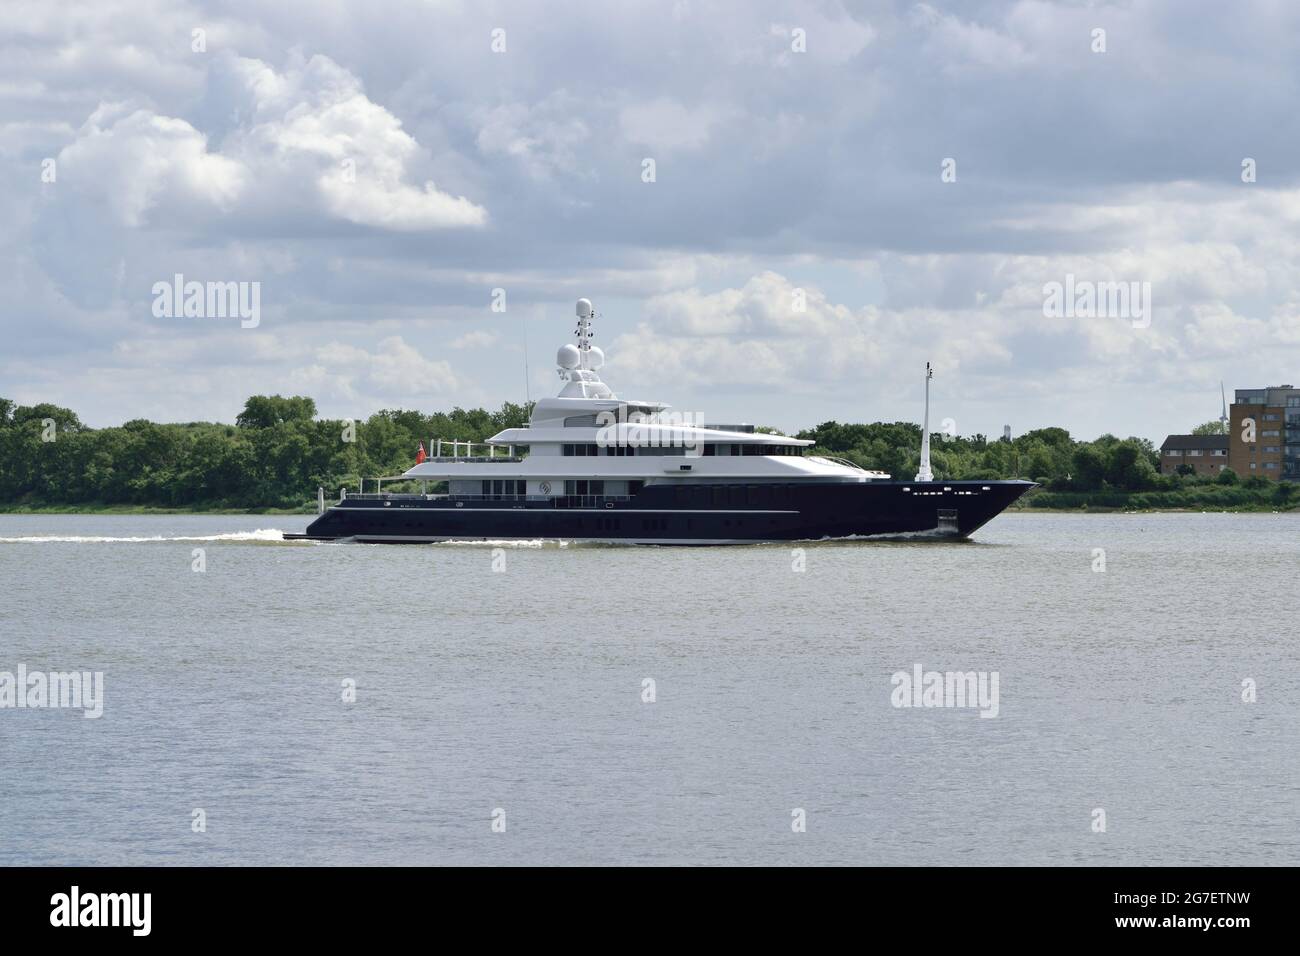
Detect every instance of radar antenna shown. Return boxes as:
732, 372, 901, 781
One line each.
555, 298, 610, 396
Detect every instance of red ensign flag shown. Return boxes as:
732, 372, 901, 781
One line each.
415, 442, 427, 464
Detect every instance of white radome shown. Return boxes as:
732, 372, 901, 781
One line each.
586, 345, 605, 369
557, 343, 581, 369
576, 298, 593, 318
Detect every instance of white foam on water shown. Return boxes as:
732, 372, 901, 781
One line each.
432, 538, 629, 549
434, 539, 554, 548
0, 528, 290, 544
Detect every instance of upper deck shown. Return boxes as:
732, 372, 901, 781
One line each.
400, 297, 888, 484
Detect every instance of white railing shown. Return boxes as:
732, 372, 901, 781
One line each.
810, 454, 866, 471
430, 439, 520, 459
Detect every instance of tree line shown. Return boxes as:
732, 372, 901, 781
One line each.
0, 395, 1291, 510
0, 395, 529, 510
796, 419, 1294, 509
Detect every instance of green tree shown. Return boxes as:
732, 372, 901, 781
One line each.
1071, 445, 1107, 490
236, 395, 318, 429
1106, 440, 1158, 490
11, 403, 84, 433
1190, 420, 1226, 435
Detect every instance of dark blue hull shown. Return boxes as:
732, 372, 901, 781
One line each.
288, 480, 1035, 544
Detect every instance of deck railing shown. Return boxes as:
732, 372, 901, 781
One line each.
427, 455, 525, 463
337, 492, 633, 507
428, 439, 527, 460
809, 455, 865, 471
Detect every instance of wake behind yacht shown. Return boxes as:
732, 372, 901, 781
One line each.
288, 299, 1033, 544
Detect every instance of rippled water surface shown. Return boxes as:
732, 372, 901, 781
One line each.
1, 511, 1296, 865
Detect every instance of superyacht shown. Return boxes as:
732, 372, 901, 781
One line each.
288, 299, 1033, 543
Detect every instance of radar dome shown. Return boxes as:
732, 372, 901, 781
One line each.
586, 345, 605, 369
557, 343, 581, 369
576, 298, 593, 318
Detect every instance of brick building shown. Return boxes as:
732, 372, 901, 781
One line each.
1230, 386, 1300, 481
1159, 434, 1229, 476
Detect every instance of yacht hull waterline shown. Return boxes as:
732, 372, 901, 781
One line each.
288, 297, 1035, 545
288, 479, 1035, 544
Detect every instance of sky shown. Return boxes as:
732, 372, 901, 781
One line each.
3, 0, 1300, 441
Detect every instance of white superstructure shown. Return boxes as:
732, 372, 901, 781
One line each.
399, 298, 889, 498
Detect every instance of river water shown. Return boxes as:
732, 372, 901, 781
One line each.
0, 511, 1295, 865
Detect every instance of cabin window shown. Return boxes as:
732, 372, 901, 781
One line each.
699, 443, 803, 456
562, 443, 599, 456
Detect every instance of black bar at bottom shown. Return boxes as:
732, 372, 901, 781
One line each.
0, 866, 1287, 941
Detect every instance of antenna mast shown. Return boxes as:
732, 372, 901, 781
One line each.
1220, 381, 1228, 434
575, 298, 594, 369
915, 363, 934, 482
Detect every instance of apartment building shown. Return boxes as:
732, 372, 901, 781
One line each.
1230, 386, 1300, 480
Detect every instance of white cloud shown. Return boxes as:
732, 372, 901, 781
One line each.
58, 103, 245, 226
474, 91, 592, 179
768, 9, 875, 65
53, 52, 487, 231
448, 330, 500, 349
312, 336, 460, 399
619, 98, 726, 152
910, 3, 1032, 72
612, 272, 879, 394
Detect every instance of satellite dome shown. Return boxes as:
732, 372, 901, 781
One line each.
586, 345, 605, 369
557, 343, 581, 369
576, 298, 593, 318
